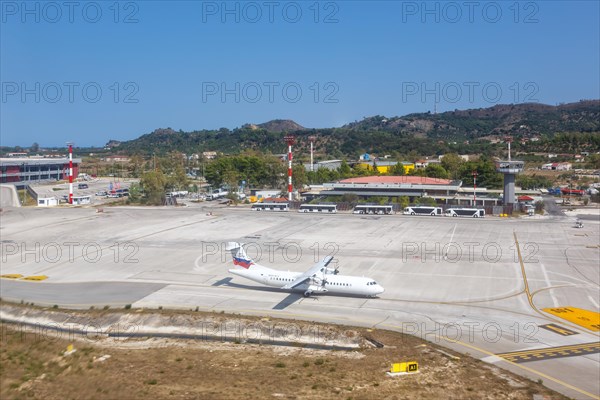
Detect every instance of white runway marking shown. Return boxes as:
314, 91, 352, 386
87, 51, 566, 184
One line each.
540, 262, 559, 307
443, 223, 458, 260
588, 294, 600, 310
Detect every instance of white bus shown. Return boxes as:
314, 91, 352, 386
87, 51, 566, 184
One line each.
251, 202, 289, 212
353, 205, 394, 215
298, 204, 337, 213
403, 206, 443, 216
445, 208, 485, 218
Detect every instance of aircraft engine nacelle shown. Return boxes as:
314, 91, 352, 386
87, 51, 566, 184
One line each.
324, 267, 339, 275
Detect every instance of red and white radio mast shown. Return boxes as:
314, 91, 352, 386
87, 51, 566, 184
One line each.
284, 135, 295, 201
67, 142, 74, 204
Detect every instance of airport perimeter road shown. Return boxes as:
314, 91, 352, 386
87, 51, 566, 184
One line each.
1, 206, 599, 399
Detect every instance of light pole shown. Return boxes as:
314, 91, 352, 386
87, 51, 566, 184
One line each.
472, 170, 478, 206
309, 135, 316, 172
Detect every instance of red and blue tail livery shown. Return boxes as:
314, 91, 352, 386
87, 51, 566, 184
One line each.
233, 257, 253, 269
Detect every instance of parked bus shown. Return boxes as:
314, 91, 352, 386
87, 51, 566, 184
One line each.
251, 202, 289, 212
445, 208, 485, 218
353, 205, 394, 215
298, 204, 337, 213
403, 206, 443, 216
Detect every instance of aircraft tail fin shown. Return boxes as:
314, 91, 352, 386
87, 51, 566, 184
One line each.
225, 242, 254, 269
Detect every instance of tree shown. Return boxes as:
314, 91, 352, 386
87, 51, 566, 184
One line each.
140, 170, 167, 205
338, 161, 352, 178
424, 164, 449, 179
458, 156, 503, 189
390, 162, 406, 176
341, 193, 359, 204
534, 200, 545, 213
30, 142, 39, 152
419, 197, 437, 206
128, 155, 145, 178
441, 153, 464, 179
292, 164, 307, 190
128, 182, 142, 202
398, 196, 410, 209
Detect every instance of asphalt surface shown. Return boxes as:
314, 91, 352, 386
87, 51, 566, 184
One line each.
0, 204, 598, 399
0, 281, 165, 308
543, 196, 566, 217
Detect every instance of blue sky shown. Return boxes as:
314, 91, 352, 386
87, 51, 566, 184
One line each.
1, 1, 599, 147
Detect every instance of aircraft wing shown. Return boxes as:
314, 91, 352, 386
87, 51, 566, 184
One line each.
281, 256, 334, 289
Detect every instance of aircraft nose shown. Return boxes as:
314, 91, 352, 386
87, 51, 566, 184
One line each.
376, 285, 385, 294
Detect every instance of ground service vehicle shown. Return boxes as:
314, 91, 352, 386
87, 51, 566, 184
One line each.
207, 189, 229, 200
251, 203, 289, 211
353, 205, 394, 215
445, 208, 485, 218
403, 206, 443, 216
298, 204, 337, 213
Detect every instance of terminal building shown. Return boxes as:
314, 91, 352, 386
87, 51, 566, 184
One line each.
322, 176, 462, 200
0, 157, 81, 187
313, 176, 502, 207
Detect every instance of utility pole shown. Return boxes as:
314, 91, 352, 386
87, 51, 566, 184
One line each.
309, 135, 316, 172
472, 170, 478, 206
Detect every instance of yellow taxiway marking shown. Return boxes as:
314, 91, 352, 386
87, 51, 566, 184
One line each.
543, 307, 600, 332
20, 275, 48, 281
0, 274, 24, 279
539, 323, 579, 336
497, 342, 600, 364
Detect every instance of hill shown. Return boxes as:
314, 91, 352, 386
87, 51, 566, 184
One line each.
343, 101, 600, 140
116, 101, 600, 157
252, 119, 306, 132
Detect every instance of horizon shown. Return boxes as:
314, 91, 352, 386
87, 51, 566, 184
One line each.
1, 1, 599, 147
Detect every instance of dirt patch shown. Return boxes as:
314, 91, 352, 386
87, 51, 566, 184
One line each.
0, 304, 567, 400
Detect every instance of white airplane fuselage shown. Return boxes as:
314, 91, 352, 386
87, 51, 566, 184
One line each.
228, 264, 384, 297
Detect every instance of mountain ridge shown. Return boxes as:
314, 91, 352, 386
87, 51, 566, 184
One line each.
114, 100, 600, 157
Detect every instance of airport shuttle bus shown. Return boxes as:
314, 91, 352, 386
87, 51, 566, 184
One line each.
353, 205, 394, 215
445, 208, 485, 218
251, 202, 289, 212
298, 204, 337, 213
403, 206, 443, 216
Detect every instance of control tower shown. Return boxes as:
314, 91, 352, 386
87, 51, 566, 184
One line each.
495, 138, 524, 206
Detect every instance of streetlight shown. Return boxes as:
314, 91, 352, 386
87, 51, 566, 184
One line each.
472, 170, 478, 206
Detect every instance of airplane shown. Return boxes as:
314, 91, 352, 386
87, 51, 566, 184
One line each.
225, 242, 385, 298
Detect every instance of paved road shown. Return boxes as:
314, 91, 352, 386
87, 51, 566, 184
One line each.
543, 196, 566, 217
0, 281, 166, 308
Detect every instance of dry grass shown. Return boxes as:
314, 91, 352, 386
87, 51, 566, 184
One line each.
0, 321, 567, 400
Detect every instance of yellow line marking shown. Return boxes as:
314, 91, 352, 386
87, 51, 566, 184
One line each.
543, 307, 600, 332
497, 342, 600, 357
441, 337, 599, 400
539, 323, 579, 336
0, 274, 24, 279
21, 275, 48, 281
513, 232, 536, 311
514, 232, 595, 334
